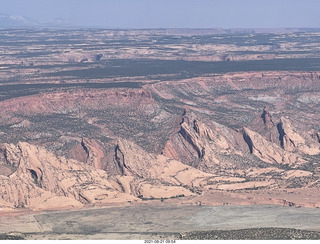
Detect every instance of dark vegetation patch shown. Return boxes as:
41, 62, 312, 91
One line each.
28, 113, 99, 136
0, 82, 142, 101
0, 234, 25, 240
137, 194, 185, 201
180, 228, 320, 240
44, 58, 320, 80
88, 107, 178, 153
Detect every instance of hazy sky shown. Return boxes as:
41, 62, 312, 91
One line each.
1, 0, 320, 28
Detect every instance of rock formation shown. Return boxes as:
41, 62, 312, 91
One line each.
1, 72, 320, 210
261, 106, 275, 129
0, 138, 216, 210
242, 127, 301, 166
278, 117, 320, 155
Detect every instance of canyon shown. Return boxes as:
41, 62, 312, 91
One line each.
1, 71, 320, 210
1, 28, 320, 239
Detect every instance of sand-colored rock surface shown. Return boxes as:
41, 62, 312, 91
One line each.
243, 127, 301, 166
0, 138, 217, 210
1, 64, 320, 212
1, 109, 320, 212
279, 117, 320, 155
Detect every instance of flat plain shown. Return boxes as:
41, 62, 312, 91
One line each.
1, 204, 320, 239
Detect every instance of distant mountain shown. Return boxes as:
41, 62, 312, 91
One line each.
0, 14, 39, 27
0, 14, 73, 28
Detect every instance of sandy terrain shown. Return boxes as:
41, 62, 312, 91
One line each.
0, 204, 320, 240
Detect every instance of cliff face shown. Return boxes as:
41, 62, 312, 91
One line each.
278, 117, 320, 155
1, 72, 320, 210
242, 127, 301, 166
162, 113, 237, 171
0, 138, 215, 210
0, 88, 154, 120
162, 109, 319, 171
0, 142, 127, 210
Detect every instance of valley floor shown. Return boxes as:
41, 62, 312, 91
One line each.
1, 203, 320, 240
